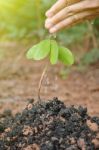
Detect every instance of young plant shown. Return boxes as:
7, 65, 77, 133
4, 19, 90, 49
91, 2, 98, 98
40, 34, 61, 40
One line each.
26, 39, 74, 65
26, 38, 74, 100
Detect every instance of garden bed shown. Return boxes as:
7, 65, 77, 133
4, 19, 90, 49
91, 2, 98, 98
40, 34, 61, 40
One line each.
0, 98, 99, 150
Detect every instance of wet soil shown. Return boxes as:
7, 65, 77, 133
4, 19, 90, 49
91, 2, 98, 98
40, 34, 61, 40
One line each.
0, 98, 99, 150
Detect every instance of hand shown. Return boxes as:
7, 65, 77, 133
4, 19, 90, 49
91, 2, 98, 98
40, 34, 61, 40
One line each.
45, 0, 99, 33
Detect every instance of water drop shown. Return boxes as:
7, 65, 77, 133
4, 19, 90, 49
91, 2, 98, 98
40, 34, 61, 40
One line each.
53, 33, 57, 39
49, 33, 57, 39
91, 21, 94, 25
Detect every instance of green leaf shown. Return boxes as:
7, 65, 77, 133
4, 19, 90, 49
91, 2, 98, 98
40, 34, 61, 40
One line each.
59, 46, 74, 65
26, 45, 37, 59
26, 39, 50, 60
50, 40, 59, 65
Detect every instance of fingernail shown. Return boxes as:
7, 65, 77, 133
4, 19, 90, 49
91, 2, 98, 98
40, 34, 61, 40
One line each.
46, 11, 53, 17
45, 20, 53, 29
45, 23, 53, 29
49, 27, 57, 33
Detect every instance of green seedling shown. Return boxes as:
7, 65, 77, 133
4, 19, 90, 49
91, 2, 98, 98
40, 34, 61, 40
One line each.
26, 38, 74, 100
27, 39, 74, 65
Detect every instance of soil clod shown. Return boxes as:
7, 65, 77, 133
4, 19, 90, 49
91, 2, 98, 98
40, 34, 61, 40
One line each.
0, 98, 99, 150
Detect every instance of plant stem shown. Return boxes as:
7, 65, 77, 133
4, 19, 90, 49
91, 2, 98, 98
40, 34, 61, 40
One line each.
38, 64, 48, 101
38, 34, 56, 101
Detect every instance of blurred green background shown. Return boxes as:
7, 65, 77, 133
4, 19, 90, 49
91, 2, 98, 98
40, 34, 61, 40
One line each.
0, 0, 99, 66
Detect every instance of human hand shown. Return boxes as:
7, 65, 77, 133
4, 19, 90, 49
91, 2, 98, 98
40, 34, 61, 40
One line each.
45, 0, 99, 33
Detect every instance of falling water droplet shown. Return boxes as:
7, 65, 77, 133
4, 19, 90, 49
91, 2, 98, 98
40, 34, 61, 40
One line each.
91, 21, 94, 25
53, 33, 57, 39
49, 33, 57, 39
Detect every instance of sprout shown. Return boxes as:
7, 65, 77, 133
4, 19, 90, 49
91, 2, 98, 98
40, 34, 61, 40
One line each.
26, 39, 74, 101
26, 39, 74, 66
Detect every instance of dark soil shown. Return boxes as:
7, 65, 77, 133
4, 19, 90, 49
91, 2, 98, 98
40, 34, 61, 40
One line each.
0, 98, 99, 150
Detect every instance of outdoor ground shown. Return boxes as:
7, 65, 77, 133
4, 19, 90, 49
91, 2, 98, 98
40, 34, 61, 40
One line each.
0, 42, 99, 116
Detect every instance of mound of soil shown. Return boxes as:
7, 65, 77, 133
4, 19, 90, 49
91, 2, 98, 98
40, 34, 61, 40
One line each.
0, 98, 99, 150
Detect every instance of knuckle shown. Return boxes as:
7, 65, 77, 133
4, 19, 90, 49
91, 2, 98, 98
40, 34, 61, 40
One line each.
64, 6, 73, 17
64, 7, 70, 13
72, 14, 78, 22
60, 21, 66, 27
52, 15, 61, 23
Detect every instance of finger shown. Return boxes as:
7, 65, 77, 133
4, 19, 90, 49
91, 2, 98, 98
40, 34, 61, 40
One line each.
46, 0, 81, 18
49, 10, 99, 33
45, 0, 99, 29
46, 0, 67, 18
45, 0, 89, 29
45, 6, 73, 29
